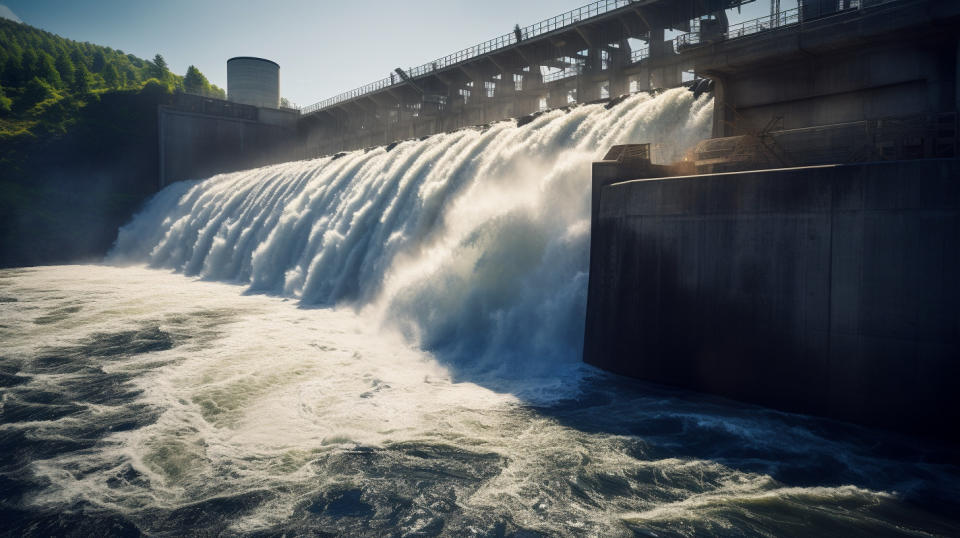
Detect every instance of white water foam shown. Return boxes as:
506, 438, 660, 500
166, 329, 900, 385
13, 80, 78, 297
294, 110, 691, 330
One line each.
5, 266, 948, 536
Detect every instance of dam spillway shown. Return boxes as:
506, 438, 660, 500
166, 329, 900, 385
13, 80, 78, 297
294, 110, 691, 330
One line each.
7, 86, 958, 536
117, 89, 713, 366
146, 0, 960, 438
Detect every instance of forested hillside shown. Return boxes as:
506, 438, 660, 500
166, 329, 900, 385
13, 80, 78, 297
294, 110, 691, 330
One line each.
0, 17, 223, 139
0, 18, 223, 267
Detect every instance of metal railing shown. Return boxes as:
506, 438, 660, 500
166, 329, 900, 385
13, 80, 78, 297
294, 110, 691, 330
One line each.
543, 66, 582, 83
302, 0, 635, 114
674, 7, 802, 49
674, 0, 903, 52
301, 0, 910, 115
725, 6, 801, 39
630, 43, 650, 63
301, 77, 395, 115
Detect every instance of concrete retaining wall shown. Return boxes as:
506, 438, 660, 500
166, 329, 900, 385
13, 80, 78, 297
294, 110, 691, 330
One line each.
158, 99, 298, 187
583, 159, 960, 440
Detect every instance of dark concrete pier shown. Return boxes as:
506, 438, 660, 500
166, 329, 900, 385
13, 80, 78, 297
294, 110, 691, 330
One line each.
583, 160, 960, 439
583, 0, 960, 440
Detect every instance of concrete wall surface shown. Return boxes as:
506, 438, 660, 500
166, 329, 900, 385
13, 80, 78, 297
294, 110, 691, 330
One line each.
158, 106, 297, 187
583, 159, 960, 440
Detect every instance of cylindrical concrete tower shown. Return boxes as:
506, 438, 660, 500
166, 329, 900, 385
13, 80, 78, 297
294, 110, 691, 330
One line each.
227, 57, 279, 109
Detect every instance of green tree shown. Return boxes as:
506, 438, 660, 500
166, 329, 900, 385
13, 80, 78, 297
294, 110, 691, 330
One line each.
71, 62, 91, 95
102, 62, 120, 89
1, 56, 23, 88
0, 82, 12, 115
2, 40, 23, 67
91, 50, 106, 73
36, 51, 62, 88
21, 48, 38, 80
69, 49, 84, 69
121, 64, 137, 87
182, 65, 209, 95
139, 77, 172, 96
19, 76, 56, 110
55, 51, 74, 87
149, 53, 169, 81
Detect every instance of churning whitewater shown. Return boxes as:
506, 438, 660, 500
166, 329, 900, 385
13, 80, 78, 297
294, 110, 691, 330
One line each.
2, 89, 959, 536
111, 89, 712, 375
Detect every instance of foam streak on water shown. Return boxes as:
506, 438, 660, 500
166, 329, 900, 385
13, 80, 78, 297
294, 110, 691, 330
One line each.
1, 266, 957, 536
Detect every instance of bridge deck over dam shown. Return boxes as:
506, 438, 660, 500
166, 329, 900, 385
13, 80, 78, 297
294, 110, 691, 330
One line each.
159, 0, 954, 184
296, 0, 752, 156
294, 0, 927, 157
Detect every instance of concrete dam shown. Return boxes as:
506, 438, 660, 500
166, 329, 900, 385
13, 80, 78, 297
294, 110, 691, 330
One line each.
152, 0, 959, 441
158, 0, 743, 186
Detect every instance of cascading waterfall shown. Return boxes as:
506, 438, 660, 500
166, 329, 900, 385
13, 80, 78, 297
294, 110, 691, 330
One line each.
111, 88, 713, 373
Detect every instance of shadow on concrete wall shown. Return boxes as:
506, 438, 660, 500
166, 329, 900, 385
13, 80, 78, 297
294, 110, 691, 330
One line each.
583, 160, 960, 442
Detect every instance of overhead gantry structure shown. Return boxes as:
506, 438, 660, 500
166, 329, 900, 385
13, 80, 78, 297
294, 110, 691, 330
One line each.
298, 0, 753, 155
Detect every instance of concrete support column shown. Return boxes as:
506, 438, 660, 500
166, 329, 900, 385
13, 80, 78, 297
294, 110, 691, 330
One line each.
442, 83, 462, 131
649, 28, 666, 58
522, 69, 547, 114
548, 86, 570, 108
494, 76, 510, 99
607, 40, 631, 97
578, 77, 602, 102
650, 65, 681, 89
522, 68, 543, 92
608, 76, 626, 97
446, 83, 461, 109
587, 47, 603, 73
469, 77, 487, 106
631, 69, 651, 92
710, 74, 729, 138
494, 74, 514, 117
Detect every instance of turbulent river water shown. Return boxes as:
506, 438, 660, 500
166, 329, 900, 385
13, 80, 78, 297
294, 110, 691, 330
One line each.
2, 89, 959, 536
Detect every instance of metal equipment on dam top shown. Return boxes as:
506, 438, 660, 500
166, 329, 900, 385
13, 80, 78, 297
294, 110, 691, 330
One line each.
294, 0, 928, 157
161, 0, 954, 184
300, 0, 744, 117
296, 0, 754, 155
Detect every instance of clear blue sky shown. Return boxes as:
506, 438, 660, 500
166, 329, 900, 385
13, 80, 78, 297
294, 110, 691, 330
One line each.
2, 0, 772, 108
